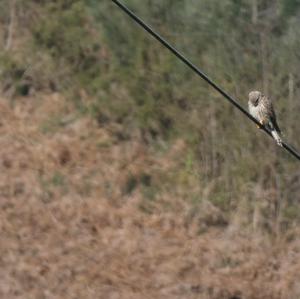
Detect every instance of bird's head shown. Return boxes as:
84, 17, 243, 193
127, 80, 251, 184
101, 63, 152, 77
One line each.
248, 90, 261, 106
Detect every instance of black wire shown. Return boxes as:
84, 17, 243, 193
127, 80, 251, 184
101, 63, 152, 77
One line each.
111, 0, 300, 162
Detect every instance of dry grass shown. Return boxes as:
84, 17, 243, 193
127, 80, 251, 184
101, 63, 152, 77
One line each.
0, 94, 300, 299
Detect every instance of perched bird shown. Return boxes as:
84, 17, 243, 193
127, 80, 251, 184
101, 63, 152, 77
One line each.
248, 91, 282, 146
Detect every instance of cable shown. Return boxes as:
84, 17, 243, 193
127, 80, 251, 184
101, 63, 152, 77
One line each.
111, 0, 300, 162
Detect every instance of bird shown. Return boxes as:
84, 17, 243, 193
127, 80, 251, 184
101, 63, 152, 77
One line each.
248, 91, 282, 146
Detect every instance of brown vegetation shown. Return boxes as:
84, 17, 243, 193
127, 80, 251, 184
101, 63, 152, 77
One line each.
0, 95, 300, 299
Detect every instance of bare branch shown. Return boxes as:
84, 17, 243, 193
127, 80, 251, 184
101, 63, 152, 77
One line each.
5, 0, 16, 51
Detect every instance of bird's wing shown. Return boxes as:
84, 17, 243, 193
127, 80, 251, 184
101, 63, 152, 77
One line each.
262, 95, 281, 133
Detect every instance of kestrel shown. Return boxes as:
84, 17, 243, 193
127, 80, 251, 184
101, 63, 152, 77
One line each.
248, 91, 282, 146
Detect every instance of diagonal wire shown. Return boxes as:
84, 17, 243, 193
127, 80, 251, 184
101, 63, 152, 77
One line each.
111, 0, 300, 162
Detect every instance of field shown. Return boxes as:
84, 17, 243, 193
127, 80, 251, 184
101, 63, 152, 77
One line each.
0, 94, 299, 299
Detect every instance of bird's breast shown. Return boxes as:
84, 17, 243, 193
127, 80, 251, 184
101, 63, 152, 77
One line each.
248, 102, 260, 119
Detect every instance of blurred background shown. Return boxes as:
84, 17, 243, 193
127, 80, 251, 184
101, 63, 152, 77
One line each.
0, 0, 300, 298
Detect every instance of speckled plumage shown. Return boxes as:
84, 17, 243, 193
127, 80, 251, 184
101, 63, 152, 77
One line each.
248, 91, 282, 146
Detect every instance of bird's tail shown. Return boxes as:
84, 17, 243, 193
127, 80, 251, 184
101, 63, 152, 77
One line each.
268, 119, 282, 146
271, 129, 282, 147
